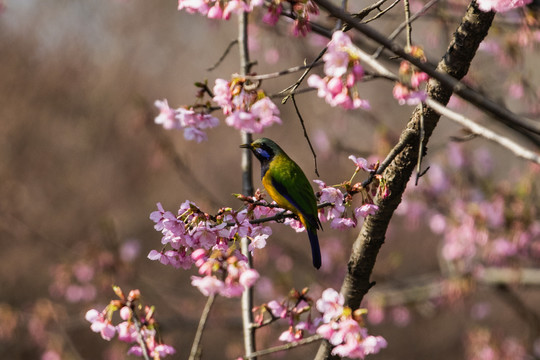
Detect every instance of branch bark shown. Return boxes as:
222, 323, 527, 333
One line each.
314, 2, 495, 359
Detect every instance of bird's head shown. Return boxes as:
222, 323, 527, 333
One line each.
240, 137, 283, 163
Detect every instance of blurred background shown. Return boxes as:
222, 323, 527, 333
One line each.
1, 0, 539, 359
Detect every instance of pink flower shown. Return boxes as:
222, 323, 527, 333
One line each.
348, 155, 369, 172
223, 0, 251, 19
248, 233, 269, 252
279, 327, 302, 342
183, 127, 207, 143
207, 2, 223, 19
239, 268, 260, 288
191, 275, 224, 296
213, 79, 233, 114
323, 51, 350, 78
354, 204, 378, 218
267, 300, 287, 318
362, 335, 388, 355
116, 321, 137, 343
119, 306, 131, 321
316, 288, 344, 322
317, 323, 337, 339
330, 217, 357, 230
283, 218, 306, 232
250, 97, 281, 127
393, 83, 427, 105
87, 311, 116, 341
154, 99, 179, 130
225, 110, 258, 132
262, 3, 282, 25
154, 344, 176, 357
178, 0, 209, 15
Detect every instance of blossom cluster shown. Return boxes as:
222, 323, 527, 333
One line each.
392, 46, 429, 106
85, 287, 176, 359
308, 31, 371, 110
317, 289, 387, 358
177, 0, 259, 20
154, 99, 219, 142
212, 78, 282, 133
397, 143, 540, 275
148, 200, 265, 297
255, 288, 387, 359
176, 0, 319, 36
313, 155, 380, 230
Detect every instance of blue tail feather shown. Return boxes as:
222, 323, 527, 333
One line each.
307, 229, 321, 269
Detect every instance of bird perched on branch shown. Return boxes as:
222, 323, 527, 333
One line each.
240, 138, 322, 269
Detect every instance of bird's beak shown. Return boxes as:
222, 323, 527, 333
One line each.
239, 143, 252, 149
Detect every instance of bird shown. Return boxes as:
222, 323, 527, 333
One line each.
240, 138, 322, 269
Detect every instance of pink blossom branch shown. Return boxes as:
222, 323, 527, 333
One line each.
313, 0, 540, 144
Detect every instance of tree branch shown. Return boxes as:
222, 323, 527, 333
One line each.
314, 0, 540, 145
238, 9, 257, 360
314, 2, 496, 359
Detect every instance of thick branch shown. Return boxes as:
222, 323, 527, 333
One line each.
315, 2, 495, 359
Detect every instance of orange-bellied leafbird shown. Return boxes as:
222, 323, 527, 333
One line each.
241, 138, 322, 269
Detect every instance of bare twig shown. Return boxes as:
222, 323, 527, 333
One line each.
241, 60, 323, 81
426, 98, 540, 165
362, 0, 402, 24
207, 39, 238, 71
281, 49, 328, 104
291, 94, 320, 177
189, 295, 216, 360
374, 0, 441, 58
415, 102, 426, 185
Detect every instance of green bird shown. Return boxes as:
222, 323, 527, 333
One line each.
240, 138, 322, 269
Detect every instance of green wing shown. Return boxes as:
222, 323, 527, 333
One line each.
269, 154, 320, 230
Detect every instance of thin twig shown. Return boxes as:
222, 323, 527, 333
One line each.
425, 98, 540, 165
188, 295, 216, 360
374, 0, 441, 58
352, 0, 391, 22
415, 102, 426, 185
362, 0, 402, 24
241, 335, 323, 359
291, 94, 320, 177
241, 60, 323, 81
281, 49, 328, 104
207, 39, 239, 71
